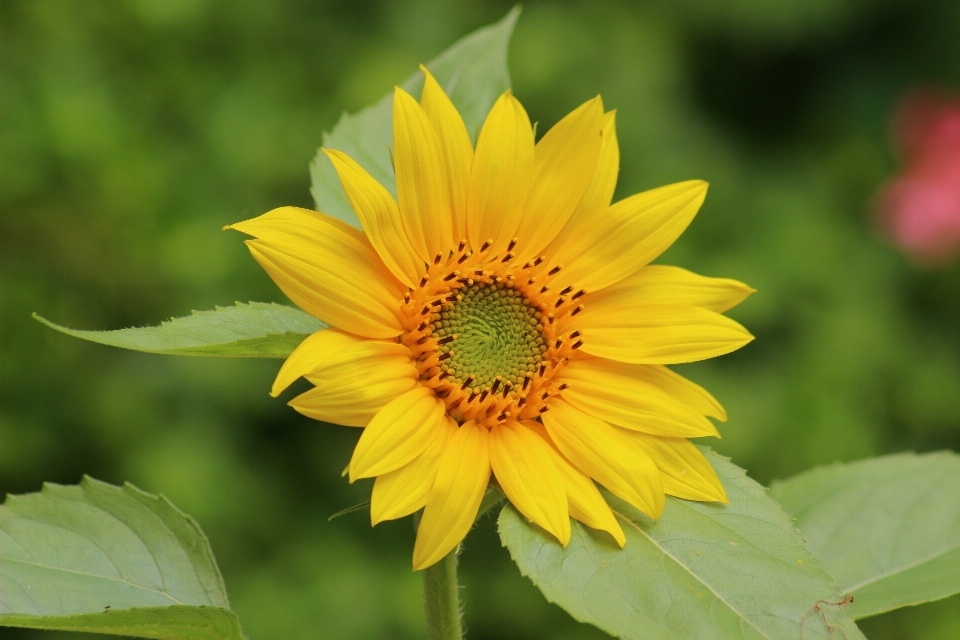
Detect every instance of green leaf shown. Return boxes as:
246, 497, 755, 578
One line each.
476, 486, 506, 521
0, 476, 244, 639
309, 6, 519, 228
769, 451, 960, 619
34, 301, 325, 358
499, 450, 864, 640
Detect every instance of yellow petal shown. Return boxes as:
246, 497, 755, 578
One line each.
541, 398, 664, 519
466, 91, 535, 255
633, 364, 727, 420
490, 420, 570, 546
370, 417, 458, 525
228, 207, 404, 339
551, 180, 708, 294
289, 360, 417, 427
513, 97, 604, 263
393, 87, 453, 263
584, 265, 754, 314
324, 148, 424, 288
542, 111, 620, 267
304, 356, 417, 392
621, 431, 728, 503
304, 356, 415, 384
349, 387, 445, 481
556, 357, 719, 438
419, 66, 474, 246
562, 357, 725, 421
573, 304, 754, 364
290, 381, 417, 427
521, 420, 625, 547
271, 328, 410, 397
413, 421, 491, 570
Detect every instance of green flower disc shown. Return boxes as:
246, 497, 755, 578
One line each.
433, 282, 547, 390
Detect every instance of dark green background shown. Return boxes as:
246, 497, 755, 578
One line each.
3, 1, 959, 638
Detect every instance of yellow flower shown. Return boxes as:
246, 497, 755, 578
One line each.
227, 67, 754, 570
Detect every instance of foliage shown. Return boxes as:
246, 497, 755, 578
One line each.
34, 303, 323, 358
0, 477, 244, 640
501, 451, 864, 640
309, 7, 519, 228
770, 452, 960, 619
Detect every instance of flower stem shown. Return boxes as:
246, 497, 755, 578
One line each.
422, 549, 463, 640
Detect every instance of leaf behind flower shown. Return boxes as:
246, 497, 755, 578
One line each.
499, 449, 864, 640
310, 7, 519, 228
34, 301, 324, 358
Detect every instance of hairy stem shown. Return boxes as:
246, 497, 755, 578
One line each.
422, 549, 463, 640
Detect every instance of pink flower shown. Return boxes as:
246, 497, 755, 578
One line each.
878, 91, 960, 264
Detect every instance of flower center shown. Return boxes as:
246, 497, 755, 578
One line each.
398, 239, 587, 427
433, 283, 547, 390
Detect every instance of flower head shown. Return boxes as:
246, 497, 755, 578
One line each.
228, 67, 754, 570
879, 91, 960, 264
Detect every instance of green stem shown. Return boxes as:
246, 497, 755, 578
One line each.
422, 549, 463, 640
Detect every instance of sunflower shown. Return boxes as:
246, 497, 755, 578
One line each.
227, 67, 754, 570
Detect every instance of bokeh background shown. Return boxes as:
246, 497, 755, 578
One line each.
3, 1, 960, 638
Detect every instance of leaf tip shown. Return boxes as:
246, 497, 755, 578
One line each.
504, 4, 522, 24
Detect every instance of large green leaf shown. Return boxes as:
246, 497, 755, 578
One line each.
499, 450, 864, 640
309, 7, 519, 228
769, 451, 960, 619
34, 301, 324, 358
0, 477, 244, 639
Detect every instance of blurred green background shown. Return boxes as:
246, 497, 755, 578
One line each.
3, 1, 960, 638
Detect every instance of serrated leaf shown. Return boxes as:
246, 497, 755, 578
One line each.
769, 451, 960, 619
476, 486, 506, 521
499, 450, 864, 640
0, 477, 244, 640
35, 302, 325, 358
309, 6, 519, 228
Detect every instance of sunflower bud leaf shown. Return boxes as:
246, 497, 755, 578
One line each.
0, 476, 246, 640
769, 451, 960, 619
33, 301, 325, 358
499, 449, 865, 640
